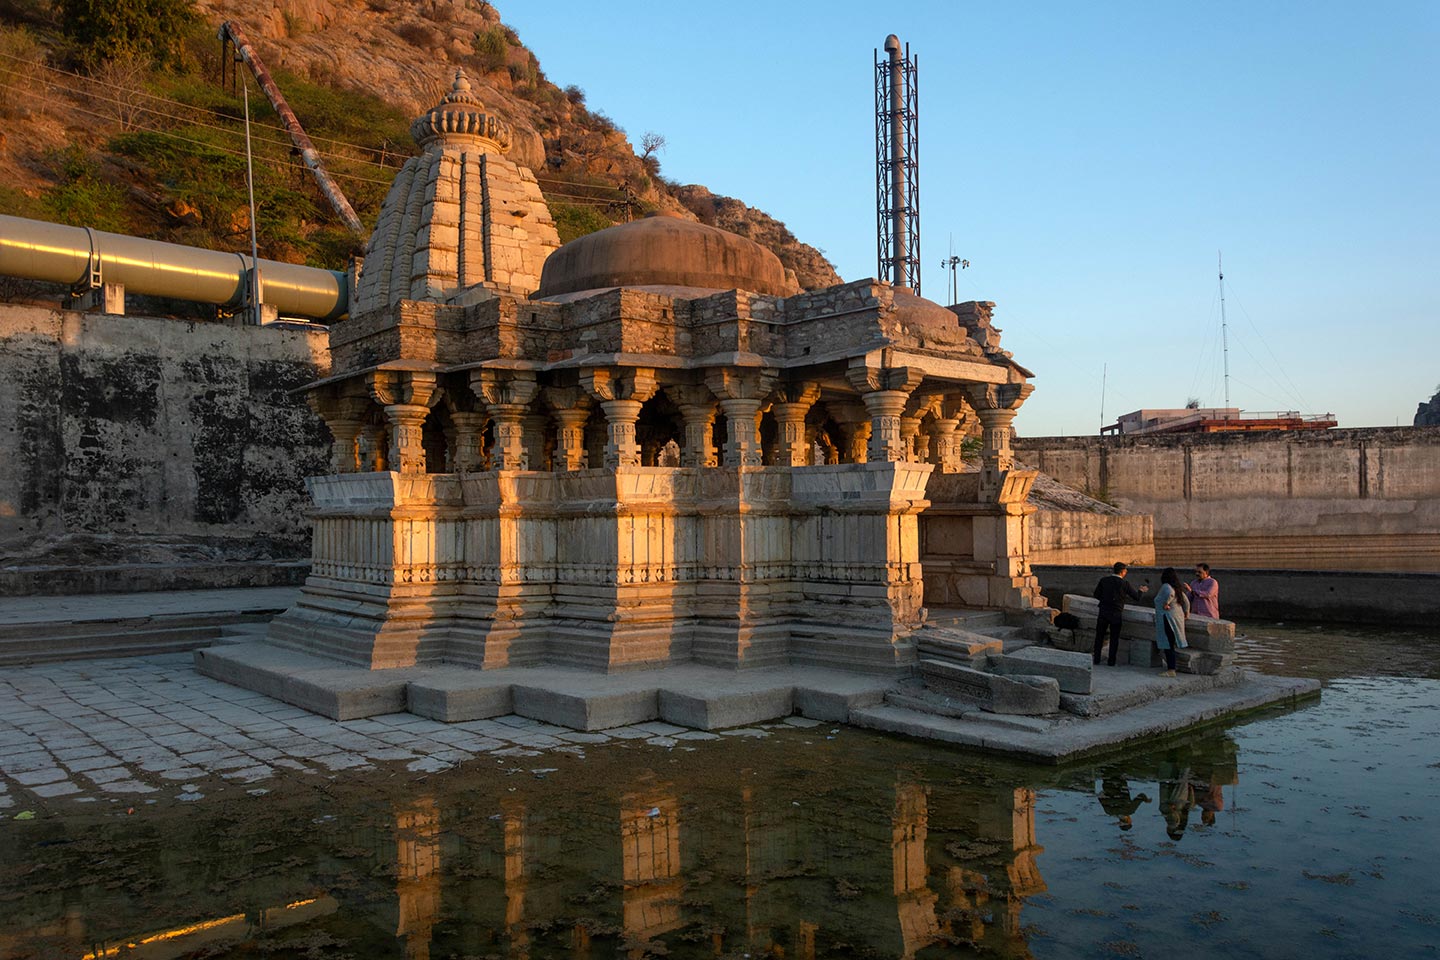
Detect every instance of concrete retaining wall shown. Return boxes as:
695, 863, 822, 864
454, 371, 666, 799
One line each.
1035, 564, 1440, 628
1016, 428, 1440, 572
0, 303, 330, 593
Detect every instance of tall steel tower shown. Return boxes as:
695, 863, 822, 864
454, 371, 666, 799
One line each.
875, 34, 920, 294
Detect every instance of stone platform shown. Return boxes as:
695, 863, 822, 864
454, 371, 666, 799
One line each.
194, 638, 1319, 764
0, 587, 299, 666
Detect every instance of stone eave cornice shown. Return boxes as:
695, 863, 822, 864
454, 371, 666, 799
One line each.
297, 358, 445, 395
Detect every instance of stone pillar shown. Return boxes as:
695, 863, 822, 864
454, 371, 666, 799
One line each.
665, 385, 718, 468
472, 370, 540, 471
522, 413, 549, 470
899, 416, 923, 463
925, 395, 970, 474
359, 424, 387, 471
543, 387, 593, 472
327, 419, 364, 473
369, 371, 441, 474
383, 404, 431, 474
770, 382, 820, 467
705, 368, 776, 468
828, 400, 871, 464
925, 417, 961, 473
964, 382, 1035, 500
847, 364, 925, 464
448, 412, 488, 472
601, 399, 644, 467
581, 367, 659, 469
716, 399, 763, 466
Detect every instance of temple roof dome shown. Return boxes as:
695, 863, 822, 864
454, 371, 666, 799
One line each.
534, 212, 796, 299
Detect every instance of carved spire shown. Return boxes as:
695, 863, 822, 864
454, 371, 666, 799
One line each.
409, 68, 513, 153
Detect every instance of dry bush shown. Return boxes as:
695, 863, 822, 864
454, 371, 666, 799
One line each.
91, 54, 152, 131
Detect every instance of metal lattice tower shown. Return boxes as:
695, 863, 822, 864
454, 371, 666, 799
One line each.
875, 35, 920, 294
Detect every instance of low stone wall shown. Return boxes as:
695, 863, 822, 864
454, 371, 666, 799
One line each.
1035, 564, 1440, 628
0, 303, 330, 593
1028, 510, 1155, 567
1016, 428, 1440, 572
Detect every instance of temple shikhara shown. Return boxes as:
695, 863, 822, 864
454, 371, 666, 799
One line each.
278, 70, 1042, 678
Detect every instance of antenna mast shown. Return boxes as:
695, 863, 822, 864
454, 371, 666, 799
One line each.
875, 35, 921, 294
1219, 251, 1230, 407
1100, 363, 1107, 431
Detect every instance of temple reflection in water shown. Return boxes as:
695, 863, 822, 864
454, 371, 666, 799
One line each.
2, 735, 1240, 959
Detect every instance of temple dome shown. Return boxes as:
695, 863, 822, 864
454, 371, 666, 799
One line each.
534, 212, 796, 299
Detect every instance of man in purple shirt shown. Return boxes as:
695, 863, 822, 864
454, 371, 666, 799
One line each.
1188, 563, 1220, 619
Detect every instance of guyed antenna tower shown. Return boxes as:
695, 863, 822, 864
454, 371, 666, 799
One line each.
1219, 251, 1230, 407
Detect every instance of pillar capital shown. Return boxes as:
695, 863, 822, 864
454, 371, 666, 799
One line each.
704, 367, 777, 403
470, 368, 539, 408
581, 366, 658, 404
844, 362, 924, 397
368, 369, 442, 409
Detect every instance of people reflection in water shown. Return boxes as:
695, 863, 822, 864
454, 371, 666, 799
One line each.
1158, 773, 1196, 840
1193, 776, 1226, 827
1098, 776, 1151, 831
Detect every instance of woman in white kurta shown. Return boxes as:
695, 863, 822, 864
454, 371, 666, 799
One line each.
1153, 567, 1189, 677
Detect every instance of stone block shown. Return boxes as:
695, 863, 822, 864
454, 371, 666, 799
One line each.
511, 685, 658, 731
913, 626, 1004, 663
1176, 649, 1236, 676
918, 659, 1060, 715
1123, 637, 1161, 668
281, 669, 410, 721
658, 685, 793, 730
992, 646, 1093, 694
406, 677, 513, 722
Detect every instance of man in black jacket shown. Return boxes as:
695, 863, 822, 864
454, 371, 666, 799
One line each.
1092, 562, 1148, 666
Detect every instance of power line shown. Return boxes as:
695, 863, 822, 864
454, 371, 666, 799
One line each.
8, 87, 396, 187
0, 50, 413, 164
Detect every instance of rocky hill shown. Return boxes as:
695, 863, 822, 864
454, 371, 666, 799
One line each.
1416, 388, 1440, 426
0, 0, 841, 286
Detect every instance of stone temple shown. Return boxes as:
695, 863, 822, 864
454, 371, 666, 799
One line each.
190, 70, 1322, 749
248, 71, 1043, 682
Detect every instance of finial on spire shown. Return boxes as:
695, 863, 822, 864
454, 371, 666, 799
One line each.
447, 68, 475, 103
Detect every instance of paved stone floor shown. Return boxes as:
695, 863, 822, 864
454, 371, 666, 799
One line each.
0, 652, 799, 810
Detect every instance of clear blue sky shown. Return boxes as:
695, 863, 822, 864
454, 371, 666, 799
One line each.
502, 1, 1438, 436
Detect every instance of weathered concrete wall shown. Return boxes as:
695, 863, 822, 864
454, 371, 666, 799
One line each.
0, 303, 330, 592
1035, 564, 1440, 628
1015, 429, 1440, 572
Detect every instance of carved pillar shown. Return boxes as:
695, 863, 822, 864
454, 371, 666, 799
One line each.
899, 416, 923, 462
847, 365, 926, 464
705, 368, 776, 467
471, 370, 540, 471
964, 382, 1035, 499
582, 367, 658, 469
925, 396, 970, 474
544, 387, 593, 472
308, 388, 371, 474
665, 384, 718, 468
770, 381, 821, 467
829, 400, 872, 464
522, 414, 549, 470
448, 412, 488, 472
369, 371, 442, 474
359, 424, 387, 471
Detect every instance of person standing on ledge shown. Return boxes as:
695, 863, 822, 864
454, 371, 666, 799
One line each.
1092, 562, 1149, 666
1154, 567, 1190, 678
1188, 563, 1220, 619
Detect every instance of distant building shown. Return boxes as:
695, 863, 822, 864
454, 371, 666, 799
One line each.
1102, 407, 1337, 436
